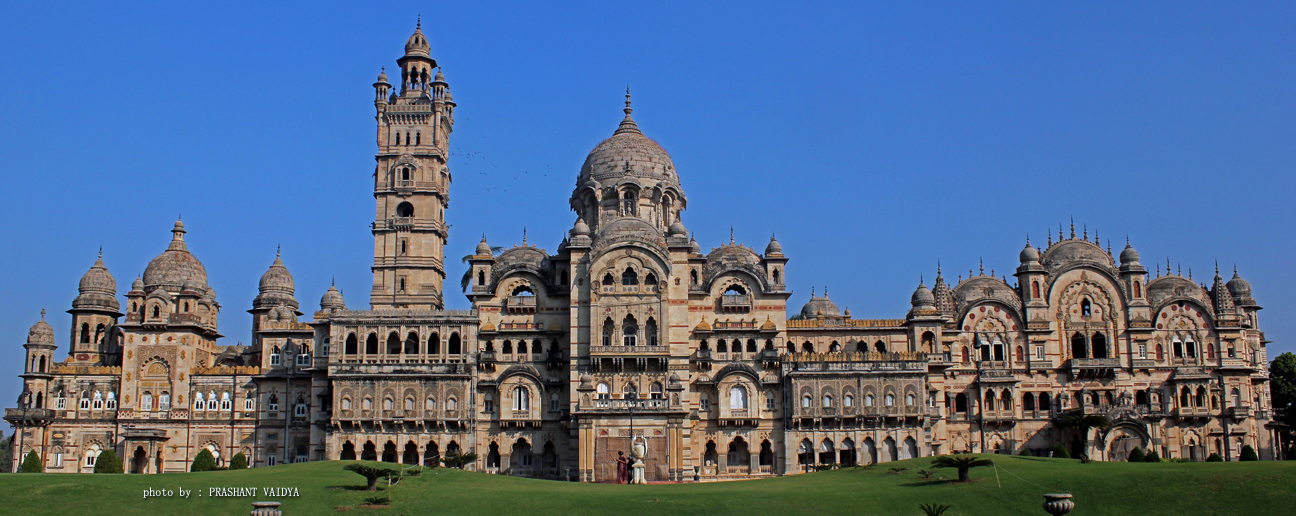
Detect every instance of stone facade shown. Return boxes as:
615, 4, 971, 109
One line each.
5, 25, 1278, 477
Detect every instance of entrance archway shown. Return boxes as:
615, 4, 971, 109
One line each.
131, 446, 147, 474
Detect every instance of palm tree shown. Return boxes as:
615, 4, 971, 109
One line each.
931, 454, 994, 482
460, 246, 503, 292
343, 464, 399, 491
919, 503, 953, 516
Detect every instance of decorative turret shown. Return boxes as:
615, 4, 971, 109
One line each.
68, 250, 123, 364
253, 249, 299, 311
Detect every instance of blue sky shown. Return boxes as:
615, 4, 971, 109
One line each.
0, 1, 1293, 412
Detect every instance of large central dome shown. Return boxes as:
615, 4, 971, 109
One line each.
577, 93, 679, 187
142, 220, 209, 292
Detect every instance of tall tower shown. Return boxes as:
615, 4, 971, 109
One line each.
370, 21, 455, 309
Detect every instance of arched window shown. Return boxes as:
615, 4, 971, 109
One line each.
362, 397, 372, 410
1081, 299, 1092, 316
386, 332, 401, 354
822, 394, 833, 407
717, 339, 728, 353
690, 270, 698, 285
1185, 339, 1197, 359
1032, 281, 1041, 299
875, 341, 886, 353
502, 340, 513, 354
803, 341, 814, 353
1231, 388, 1242, 408
829, 342, 841, 352
1071, 332, 1088, 359
844, 394, 854, 407
730, 386, 748, 409
428, 333, 440, 354
865, 394, 875, 407
747, 339, 757, 353
801, 395, 812, 408
345, 334, 358, 354
602, 273, 615, 286
885, 393, 895, 406
513, 386, 530, 411
644, 272, 657, 285
80, 323, 90, 343
342, 397, 352, 410
270, 346, 282, 365
404, 397, 415, 411
478, 270, 485, 286
448, 333, 461, 355
424, 397, 434, 410
623, 383, 638, 400
650, 382, 664, 400
221, 392, 231, 411
365, 333, 379, 354
646, 318, 658, 346
602, 317, 614, 346
383, 397, 394, 410
1156, 343, 1164, 360
961, 346, 970, 363
1173, 339, 1184, 359
621, 269, 639, 286
622, 315, 638, 346
622, 190, 637, 215
1092, 332, 1108, 358
596, 383, 610, 401
1133, 281, 1141, 298
955, 393, 968, 412
1015, 346, 1024, 362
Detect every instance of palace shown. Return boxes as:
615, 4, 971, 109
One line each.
6, 25, 1279, 478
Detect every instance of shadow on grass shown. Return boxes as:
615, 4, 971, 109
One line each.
327, 485, 388, 492
899, 479, 954, 487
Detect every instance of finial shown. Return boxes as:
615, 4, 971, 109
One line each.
990, 268, 995, 277
920, 273, 924, 284
1047, 231, 1052, 246
624, 85, 633, 118
523, 227, 527, 245
1126, 235, 1130, 246
1156, 263, 1161, 277
331, 276, 335, 286
1058, 223, 1063, 241
1107, 240, 1112, 256
1083, 223, 1087, 240
937, 260, 942, 276
1215, 260, 1219, 276
824, 286, 828, 296
811, 286, 815, 297
417, 15, 421, 29
1188, 267, 1192, 280
1070, 217, 1075, 239
1233, 264, 1238, 276
276, 244, 281, 258
979, 258, 984, 276
40, 308, 45, 321
98, 245, 102, 259
1177, 263, 1181, 276
1025, 234, 1030, 246
730, 226, 735, 244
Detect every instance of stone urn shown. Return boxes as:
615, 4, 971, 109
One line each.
250, 501, 282, 516
631, 442, 646, 460
1042, 493, 1074, 516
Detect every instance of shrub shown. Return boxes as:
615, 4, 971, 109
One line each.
229, 452, 248, 470
21, 451, 43, 473
1206, 453, 1224, 462
363, 496, 390, 506
931, 455, 994, 482
344, 464, 399, 491
1144, 451, 1160, 462
1051, 444, 1070, 459
191, 449, 217, 472
1017, 449, 1032, 457
94, 449, 123, 473
1127, 447, 1145, 462
405, 467, 422, 477
919, 503, 953, 516
1241, 445, 1258, 461
441, 451, 478, 469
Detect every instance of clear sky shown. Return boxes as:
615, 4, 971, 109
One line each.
0, 2, 1293, 408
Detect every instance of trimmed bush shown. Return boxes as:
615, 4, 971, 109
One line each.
1018, 449, 1032, 457
1144, 451, 1161, 462
1206, 453, 1223, 462
1051, 444, 1070, 459
1127, 447, 1145, 462
94, 449, 123, 473
191, 449, 217, 472
1241, 445, 1258, 461
229, 452, 248, 470
21, 451, 43, 473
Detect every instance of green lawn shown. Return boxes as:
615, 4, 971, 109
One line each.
0, 455, 1291, 515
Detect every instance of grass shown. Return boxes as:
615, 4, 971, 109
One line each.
0, 455, 1291, 515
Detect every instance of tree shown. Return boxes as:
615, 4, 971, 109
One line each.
919, 503, 953, 515
1051, 444, 1070, 459
459, 246, 503, 292
191, 449, 217, 472
344, 464, 399, 491
1144, 450, 1160, 462
1127, 447, 1145, 462
1017, 449, 1032, 456
94, 449, 123, 473
0, 434, 12, 472
21, 451, 42, 473
930, 455, 994, 482
1241, 445, 1259, 461
229, 452, 248, 470
1269, 352, 1296, 458
441, 450, 479, 469
1206, 453, 1224, 462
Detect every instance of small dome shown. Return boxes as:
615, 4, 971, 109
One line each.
1227, 269, 1252, 297
404, 25, 430, 57
78, 255, 116, 295
668, 220, 687, 236
765, 235, 783, 256
760, 316, 777, 331
1019, 243, 1039, 263
27, 313, 54, 346
320, 285, 345, 311
131, 276, 144, 292
800, 291, 841, 319
377, 68, 389, 83
576, 93, 679, 191
1120, 243, 1141, 265
258, 253, 295, 294
911, 282, 936, 308
142, 220, 209, 293
689, 237, 701, 255
434, 69, 445, 82
476, 235, 492, 256
571, 218, 590, 237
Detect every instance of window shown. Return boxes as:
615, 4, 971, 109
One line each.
513, 387, 529, 411
294, 403, 307, 417
1081, 299, 1091, 316
425, 397, 435, 410
1036, 345, 1045, 360
650, 383, 664, 400
885, 394, 895, 406
244, 398, 255, 411
361, 397, 372, 410
623, 384, 638, 400
85, 445, 100, 467
1228, 344, 1236, 358
159, 393, 171, 411
865, 394, 875, 407
844, 394, 854, 407
484, 393, 495, 413
621, 268, 639, 286
701, 396, 710, 411
447, 398, 457, 410
730, 386, 749, 409
550, 393, 561, 411
404, 397, 415, 411
141, 393, 153, 411
602, 318, 614, 347
822, 395, 832, 408
92, 392, 103, 410
383, 397, 394, 410
906, 393, 916, 406
270, 346, 282, 366
597, 383, 610, 401
56, 396, 66, 409
80, 396, 90, 410
53, 452, 63, 468
622, 315, 638, 346
269, 394, 281, 412
766, 395, 776, 410
801, 395, 812, 408
220, 392, 231, 411
296, 350, 311, 366
646, 318, 659, 346
207, 391, 218, 411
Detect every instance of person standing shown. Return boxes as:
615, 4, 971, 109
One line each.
616, 451, 630, 483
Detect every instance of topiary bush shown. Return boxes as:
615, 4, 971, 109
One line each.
1241, 445, 1259, 461
1018, 449, 1032, 456
94, 449, 123, 473
21, 451, 43, 473
191, 449, 217, 472
1206, 453, 1224, 462
229, 452, 248, 470
1144, 450, 1161, 462
1127, 447, 1145, 462
1051, 444, 1070, 459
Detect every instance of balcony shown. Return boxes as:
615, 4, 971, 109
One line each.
1228, 405, 1252, 419
590, 345, 670, 356
506, 296, 537, 314
590, 398, 671, 411
1069, 358, 1119, 378
4, 408, 54, 423
479, 351, 497, 364
692, 350, 713, 362
719, 294, 752, 313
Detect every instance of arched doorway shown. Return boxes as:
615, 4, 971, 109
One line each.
382, 441, 398, 463
131, 446, 147, 474
341, 441, 356, 460
402, 441, 419, 465
840, 438, 857, 465
486, 442, 501, 469
759, 440, 775, 472
361, 441, 377, 461
727, 437, 750, 471
424, 442, 440, 467
542, 441, 557, 475
511, 439, 533, 473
